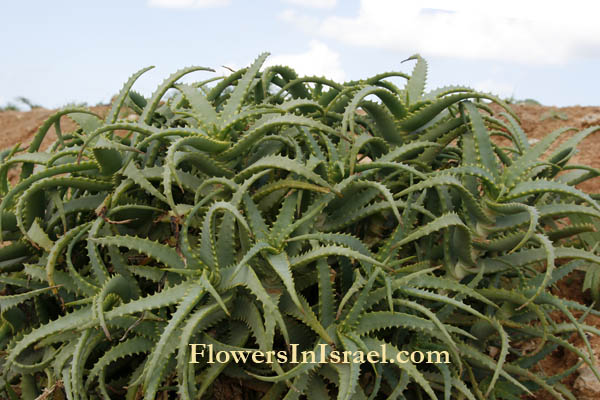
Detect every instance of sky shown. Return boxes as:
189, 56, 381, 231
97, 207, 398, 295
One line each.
1, 0, 599, 109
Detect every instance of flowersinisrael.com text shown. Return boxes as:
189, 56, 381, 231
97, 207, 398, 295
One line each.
189, 343, 450, 365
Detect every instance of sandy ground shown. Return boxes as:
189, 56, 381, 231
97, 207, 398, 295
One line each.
0, 106, 110, 151
491, 104, 600, 193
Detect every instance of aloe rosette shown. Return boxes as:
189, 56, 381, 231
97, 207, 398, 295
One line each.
0, 53, 599, 399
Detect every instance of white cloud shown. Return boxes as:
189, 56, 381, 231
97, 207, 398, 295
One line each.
279, 9, 320, 32
288, 0, 600, 65
282, 0, 336, 9
148, 0, 231, 8
265, 41, 346, 81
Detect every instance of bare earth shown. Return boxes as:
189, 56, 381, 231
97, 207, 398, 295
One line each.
492, 104, 600, 193
0, 106, 110, 151
1, 104, 600, 399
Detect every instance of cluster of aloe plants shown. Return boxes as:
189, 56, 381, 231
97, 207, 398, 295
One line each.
1, 53, 600, 399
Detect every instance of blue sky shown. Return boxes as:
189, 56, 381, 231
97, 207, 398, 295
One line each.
1, 0, 599, 109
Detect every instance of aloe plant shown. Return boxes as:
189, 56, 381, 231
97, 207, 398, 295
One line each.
1, 53, 599, 400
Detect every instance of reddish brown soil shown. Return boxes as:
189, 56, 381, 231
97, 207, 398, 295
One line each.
491, 104, 600, 193
488, 105, 600, 399
0, 106, 109, 151
1, 104, 600, 399
0, 106, 111, 183
481, 104, 600, 399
